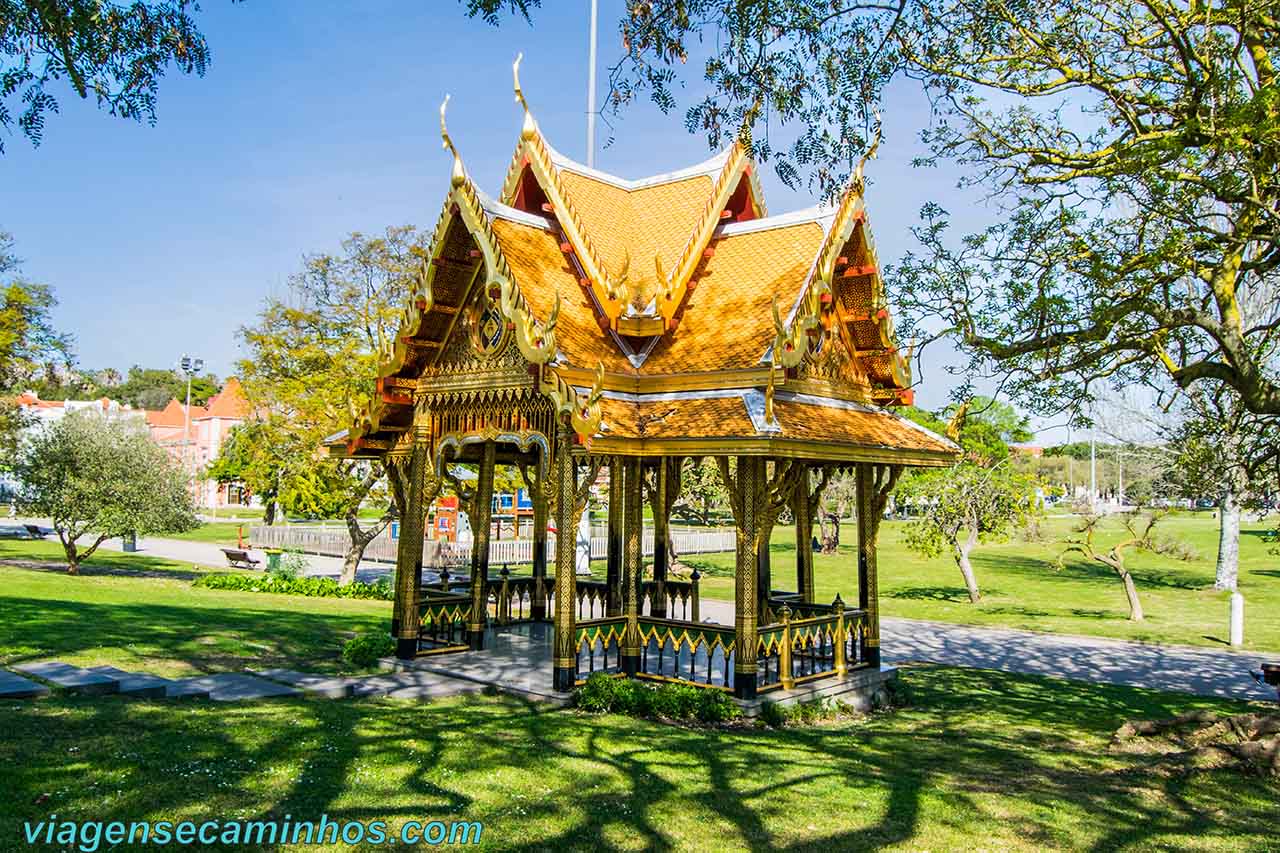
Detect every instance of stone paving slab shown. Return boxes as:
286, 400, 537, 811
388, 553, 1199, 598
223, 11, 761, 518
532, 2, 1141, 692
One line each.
164, 680, 213, 700
354, 672, 488, 700
0, 670, 50, 698
88, 666, 172, 699
12, 661, 119, 695
253, 669, 355, 699
178, 673, 300, 702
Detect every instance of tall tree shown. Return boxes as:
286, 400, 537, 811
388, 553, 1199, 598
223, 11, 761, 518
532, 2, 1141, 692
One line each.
13, 410, 196, 573
239, 226, 426, 584
901, 462, 1040, 602
0, 0, 223, 152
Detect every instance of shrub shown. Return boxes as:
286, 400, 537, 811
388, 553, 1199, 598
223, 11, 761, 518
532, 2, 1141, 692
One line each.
695, 688, 740, 723
269, 548, 306, 580
575, 672, 620, 712
573, 675, 740, 725
342, 633, 395, 668
193, 573, 392, 600
758, 700, 788, 728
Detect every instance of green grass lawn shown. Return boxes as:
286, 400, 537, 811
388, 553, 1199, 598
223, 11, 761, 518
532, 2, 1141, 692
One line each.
0, 541, 385, 677
2, 667, 1276, 851
685, 512, 1280, 652
164, 521, 253, 546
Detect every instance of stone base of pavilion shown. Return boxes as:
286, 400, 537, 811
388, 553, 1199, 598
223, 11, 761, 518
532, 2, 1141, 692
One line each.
379, 623, 896, 717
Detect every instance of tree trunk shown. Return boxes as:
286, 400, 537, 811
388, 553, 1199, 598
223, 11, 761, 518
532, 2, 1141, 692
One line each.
264, 500, 276, 526
954, 525, 981, 603
1214, 484, 1240, 591
342, 510, 391, 586
1118, 568, 1145, 621
63, 541, 80, 575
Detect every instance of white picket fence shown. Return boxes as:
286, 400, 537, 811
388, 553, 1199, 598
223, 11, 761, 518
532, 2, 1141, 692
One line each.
249, 525, 735, 565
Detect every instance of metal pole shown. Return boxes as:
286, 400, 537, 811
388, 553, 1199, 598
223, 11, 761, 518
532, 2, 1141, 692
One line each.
586, 0, 598, 168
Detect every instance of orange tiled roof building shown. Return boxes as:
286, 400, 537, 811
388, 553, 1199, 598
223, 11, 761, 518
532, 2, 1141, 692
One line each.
146, 377, 250, 507
334, 62, 957, 698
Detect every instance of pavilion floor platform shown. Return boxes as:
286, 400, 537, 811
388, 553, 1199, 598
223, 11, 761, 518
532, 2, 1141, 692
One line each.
379, 623, 569, 707
733, 665, 898, 718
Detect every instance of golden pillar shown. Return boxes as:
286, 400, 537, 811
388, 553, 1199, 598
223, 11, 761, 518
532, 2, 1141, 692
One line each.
551, 418, 579, 692
392, 437, 431, 660
467, 441, 496, 651
605, 454, 624, 617
621, 456, 643, 676
733, 456, 761, 699
855, 462, 881, 667
793, 465, 814, 604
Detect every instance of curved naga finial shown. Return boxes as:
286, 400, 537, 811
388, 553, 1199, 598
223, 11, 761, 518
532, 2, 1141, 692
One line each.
571, 363, 606, 439
771, 293, 819, 369
494, 272, 558, 364
852, 110, 882, 193
513, 53, 538, 139
440, 95, 465, 186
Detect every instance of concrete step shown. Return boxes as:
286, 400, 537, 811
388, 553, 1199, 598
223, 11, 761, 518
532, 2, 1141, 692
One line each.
87, 666, 174, 699
252, 669, 355, 699
12, 661, 119, 695
0, 670, 51, 699
176, 673, 301, 702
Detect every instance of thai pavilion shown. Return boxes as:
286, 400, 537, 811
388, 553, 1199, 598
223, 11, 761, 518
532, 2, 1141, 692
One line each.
333, 62, 958, 700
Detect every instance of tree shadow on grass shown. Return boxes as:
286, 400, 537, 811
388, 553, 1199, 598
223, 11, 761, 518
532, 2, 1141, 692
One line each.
884, 586, 1005, 603
0, 595, 383, 674
3, 668, 1275, 851
0, 557, 205, 581
977, 552, 1208, 592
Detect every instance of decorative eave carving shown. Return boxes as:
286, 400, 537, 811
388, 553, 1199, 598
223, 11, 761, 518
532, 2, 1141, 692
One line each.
540, 362, 606, 446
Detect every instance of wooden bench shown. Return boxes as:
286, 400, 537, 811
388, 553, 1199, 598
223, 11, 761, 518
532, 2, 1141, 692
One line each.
220, 548, 261, 570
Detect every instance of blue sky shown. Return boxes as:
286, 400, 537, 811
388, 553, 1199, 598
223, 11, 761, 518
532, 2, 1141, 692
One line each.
2, 1, 1030, 426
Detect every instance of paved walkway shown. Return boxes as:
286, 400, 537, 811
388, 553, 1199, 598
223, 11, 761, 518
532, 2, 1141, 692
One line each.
698, 599, 1276, 703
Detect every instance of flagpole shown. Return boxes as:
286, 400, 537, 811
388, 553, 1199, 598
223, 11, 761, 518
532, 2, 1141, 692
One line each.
586, 0, 598, 167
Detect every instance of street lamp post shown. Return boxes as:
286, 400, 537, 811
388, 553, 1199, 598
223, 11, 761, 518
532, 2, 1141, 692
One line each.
180, 354, 204, 507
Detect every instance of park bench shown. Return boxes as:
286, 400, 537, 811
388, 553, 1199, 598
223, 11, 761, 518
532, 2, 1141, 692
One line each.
220, 548, 261, 570
23, 524, 47, 540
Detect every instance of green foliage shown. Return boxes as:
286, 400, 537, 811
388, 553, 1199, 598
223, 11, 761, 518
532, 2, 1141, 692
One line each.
341, 632, 396, 668
672, 457, 729, 526
110, 365, 218, 410
0, 0, 217, 152
901, 463, 1041, 559
267, 548, 306, 581
193, 572, 392, 601
236, 227, 425, 537
758, 700, 788, 728
13, 411, 196, 570
573, 673, 742, 724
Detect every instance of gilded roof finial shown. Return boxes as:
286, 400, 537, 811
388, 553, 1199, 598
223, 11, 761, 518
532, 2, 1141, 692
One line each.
764, 363, 778, 427
440, 95, 466, 187
852, 111, 882, 193
513, 53, 537, 139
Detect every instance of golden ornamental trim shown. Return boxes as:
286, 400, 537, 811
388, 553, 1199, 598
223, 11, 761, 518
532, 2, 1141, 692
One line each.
541, 362, 605, 444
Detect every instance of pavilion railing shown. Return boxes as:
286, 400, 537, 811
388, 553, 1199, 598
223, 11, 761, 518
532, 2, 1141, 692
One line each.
576, 617, 626, 677
417, 592, 471, 654
484, 570, 544, 625
636, 617, 736, 690
755, 606, 868, 692
639, 576, 701, 622
573, 580, 612, 620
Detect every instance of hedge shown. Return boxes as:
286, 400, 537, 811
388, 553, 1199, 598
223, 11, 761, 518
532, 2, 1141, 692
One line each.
193, 573, 392, 600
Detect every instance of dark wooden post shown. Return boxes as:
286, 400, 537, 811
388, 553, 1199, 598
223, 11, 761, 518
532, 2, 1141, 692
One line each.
793, 465, 814, 603
733, 456, 760, 699
651, 460, 669, 618
530, 452, 549, 621
392, 439, 431, 660
855, 462, 880, 668
467, 442, 496, 651
552, 418, 579, 692
622, 456, 643, 676
606, 454, 623, 617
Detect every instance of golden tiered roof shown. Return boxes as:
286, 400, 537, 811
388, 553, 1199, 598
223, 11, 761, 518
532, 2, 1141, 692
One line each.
334, 59, 956, 467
